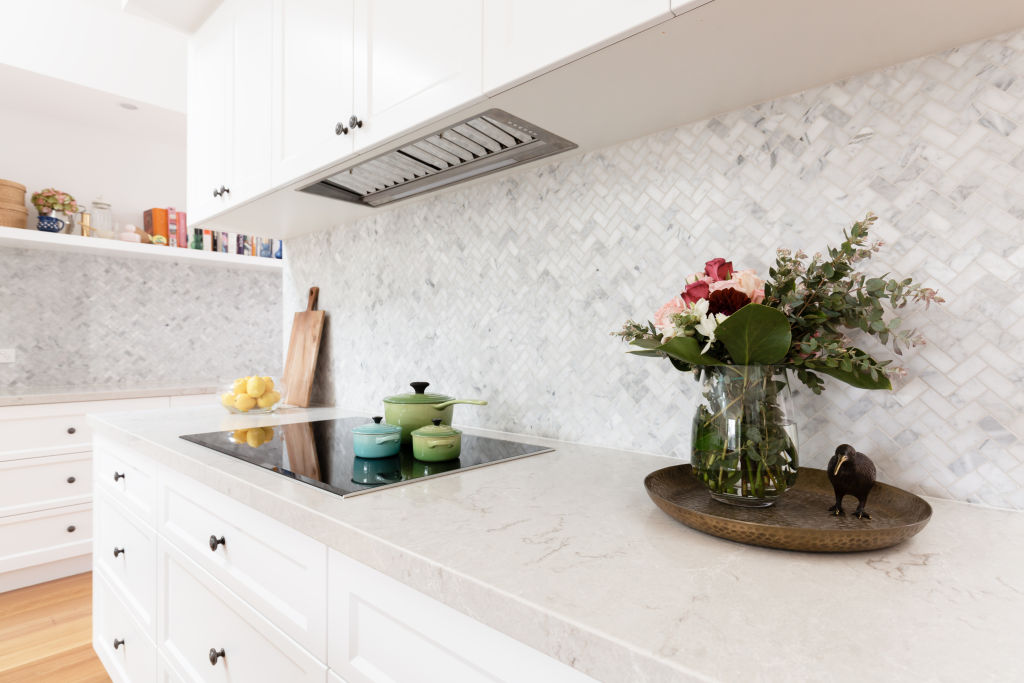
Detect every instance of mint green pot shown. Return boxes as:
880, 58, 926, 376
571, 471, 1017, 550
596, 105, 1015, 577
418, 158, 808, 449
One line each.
411, 419, 462, 462
383, 382, 486, 445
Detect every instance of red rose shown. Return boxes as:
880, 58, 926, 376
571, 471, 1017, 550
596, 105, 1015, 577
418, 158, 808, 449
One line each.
704, 258, 733, 282
681, 280, 710, 304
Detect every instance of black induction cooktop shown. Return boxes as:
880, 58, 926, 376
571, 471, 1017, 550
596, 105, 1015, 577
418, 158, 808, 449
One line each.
180, 417, 551, 498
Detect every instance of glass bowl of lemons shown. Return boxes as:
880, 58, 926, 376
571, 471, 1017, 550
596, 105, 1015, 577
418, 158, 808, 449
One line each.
230, 427, 276, 448
220, 375, 283, 414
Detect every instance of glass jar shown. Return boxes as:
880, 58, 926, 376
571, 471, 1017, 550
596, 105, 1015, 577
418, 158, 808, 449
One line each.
90, 198, 113, 236
690, 365, 799, 507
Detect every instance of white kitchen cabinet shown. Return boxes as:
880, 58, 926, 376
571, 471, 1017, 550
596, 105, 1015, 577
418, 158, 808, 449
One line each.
482, 0, 672, 94
351, 0, 484, 151
94, 569, 158, 683
0, 453, 91, 518
271, 0, 356, 185
187, 0, 274, 223
94, 493, 159, 638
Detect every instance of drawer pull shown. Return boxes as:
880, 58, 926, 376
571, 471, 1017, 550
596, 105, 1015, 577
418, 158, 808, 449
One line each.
209, 535, 226, 552
209, 648, 225, 665
66, 476, 76, 484
67, 427, 76, 434
113, 547, 125, 557
113, 471, 125, 482
66, 525, 76, 533
113, 638, 124, 650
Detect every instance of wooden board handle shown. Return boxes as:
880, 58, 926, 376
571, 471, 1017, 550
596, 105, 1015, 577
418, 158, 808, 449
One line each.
307, 286, 319, 311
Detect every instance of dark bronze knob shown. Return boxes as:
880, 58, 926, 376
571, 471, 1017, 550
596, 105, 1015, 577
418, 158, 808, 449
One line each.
209, 535, 226, 552
209, 648, 225, 665
67, 427, 76, 434
113, 547, 125, 557
221, 186, 230, 195
66, 525, 76, 533
212, 187, 221, 197
114, 471, 125, 482
348, 115, 363, 129
113, 638, 124, 650
335, 122, 349, 135
66, 476, 76, 484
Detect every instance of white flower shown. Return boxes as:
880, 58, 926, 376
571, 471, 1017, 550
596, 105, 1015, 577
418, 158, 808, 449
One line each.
694, 312, 728, 353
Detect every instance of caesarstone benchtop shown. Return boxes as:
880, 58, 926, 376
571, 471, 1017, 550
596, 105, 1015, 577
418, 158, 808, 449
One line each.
90, 406, 1024, 683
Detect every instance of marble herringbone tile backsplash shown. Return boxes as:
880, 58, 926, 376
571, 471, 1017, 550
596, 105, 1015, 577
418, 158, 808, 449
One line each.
0, 249, 282, 390
285, 29, 1024, 508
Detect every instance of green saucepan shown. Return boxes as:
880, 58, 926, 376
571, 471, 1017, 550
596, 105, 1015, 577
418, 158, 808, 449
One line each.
383, 382, 487, 444
411, 419, 462, 462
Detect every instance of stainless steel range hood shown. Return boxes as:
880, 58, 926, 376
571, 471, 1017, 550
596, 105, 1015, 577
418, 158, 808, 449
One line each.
299, 109, 576, 207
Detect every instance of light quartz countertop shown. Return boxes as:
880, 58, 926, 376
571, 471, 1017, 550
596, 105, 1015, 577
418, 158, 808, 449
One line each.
0, 383, 219, 407
90, 406, 1024, 683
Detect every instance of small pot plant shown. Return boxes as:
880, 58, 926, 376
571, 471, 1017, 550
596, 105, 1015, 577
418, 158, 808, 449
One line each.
30, 188, 78, 216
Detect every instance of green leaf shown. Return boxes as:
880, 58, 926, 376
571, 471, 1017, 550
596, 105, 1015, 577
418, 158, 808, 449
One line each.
627, 350, 663, 357
657, 336, 724, 366
714, 304, 792, 365
806, 362, 892, 390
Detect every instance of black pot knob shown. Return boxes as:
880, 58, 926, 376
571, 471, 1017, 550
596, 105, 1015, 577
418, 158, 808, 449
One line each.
113, 471, 125, 482
113, 638, 124, 650
113, 547, 125, 557
409, 382, 429, 394
432, 419, 442, 426
209, 535, 226, 552
372, 416, 383, 423
209, 648, 225, 665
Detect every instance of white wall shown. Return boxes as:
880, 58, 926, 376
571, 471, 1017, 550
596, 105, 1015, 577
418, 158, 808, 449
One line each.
0, 0, 187, 112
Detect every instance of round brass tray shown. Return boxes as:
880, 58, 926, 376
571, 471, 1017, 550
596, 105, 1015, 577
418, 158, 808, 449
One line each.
645, 465, 932, 552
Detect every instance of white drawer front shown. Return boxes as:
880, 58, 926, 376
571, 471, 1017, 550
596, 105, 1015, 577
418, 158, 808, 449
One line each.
0, 503, 92, 573
159, 468, 327, 659
94, 435, 157, 525
94, 568, 157, 683
0, 414, 91, 457
94, 493, 158, 637
0, 453, 91, 517
158, 540, 326, 683
328, 550, 597, 683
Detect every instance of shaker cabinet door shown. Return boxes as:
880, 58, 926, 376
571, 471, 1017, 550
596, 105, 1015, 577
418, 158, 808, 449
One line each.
482, 0, 672, 94
229, 0, 274, 205
352, 0, 484, 151
272, 0, 356, 186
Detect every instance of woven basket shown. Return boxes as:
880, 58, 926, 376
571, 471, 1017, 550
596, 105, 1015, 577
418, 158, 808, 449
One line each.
0, 202, 28, 229
0, 179, 26, 205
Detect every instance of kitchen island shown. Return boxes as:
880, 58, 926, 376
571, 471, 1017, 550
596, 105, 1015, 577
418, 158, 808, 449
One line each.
89, 406, 1024, 682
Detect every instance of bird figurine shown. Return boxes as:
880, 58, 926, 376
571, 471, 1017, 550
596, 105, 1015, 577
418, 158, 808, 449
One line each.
827, 444, 876, 519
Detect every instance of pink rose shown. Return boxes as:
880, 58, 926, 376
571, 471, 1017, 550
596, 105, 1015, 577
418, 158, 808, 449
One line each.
751, 288, 765, 304
654, 296, 688, 336
681, 280, 710, 304
704, 258, 733, 282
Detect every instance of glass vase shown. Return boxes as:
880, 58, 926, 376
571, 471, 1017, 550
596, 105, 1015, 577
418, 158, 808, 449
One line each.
690, 365, 799, 507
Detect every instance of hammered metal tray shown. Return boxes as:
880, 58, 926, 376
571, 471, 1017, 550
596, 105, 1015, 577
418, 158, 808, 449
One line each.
645, 465, 932, 552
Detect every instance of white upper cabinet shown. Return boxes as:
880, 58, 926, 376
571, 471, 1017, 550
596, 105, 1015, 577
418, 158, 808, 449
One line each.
187, 0, 273, 224
352, 0, 484, 151
482, 0, 672, 94
271, 0, 356, 185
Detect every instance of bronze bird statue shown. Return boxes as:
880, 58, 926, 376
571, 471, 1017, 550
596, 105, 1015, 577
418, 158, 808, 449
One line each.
827, 444, 876, 519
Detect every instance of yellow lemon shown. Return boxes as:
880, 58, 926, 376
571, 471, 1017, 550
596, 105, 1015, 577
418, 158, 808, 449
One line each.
221, 392, 235, 407
262, 377, 274, 391
262, 427, 275, 442
246, 429, 264, 448
232, 429, 247, 442
232, 378, 247, 394
256, 391, 278, 409
234, 394, 256, 412
246, 376, 266, 398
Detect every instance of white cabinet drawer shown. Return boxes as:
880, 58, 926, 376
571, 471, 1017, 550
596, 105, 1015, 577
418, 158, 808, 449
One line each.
0, 453, 91, 517
0, 414, 91, 458
94, 435, 158, 525
94, 493, 158, 637
159, 467, 327, 659
0, 503, 91, 574
328, 550, 597, 683
158, 540, 326, 683
94, 568, 157, 683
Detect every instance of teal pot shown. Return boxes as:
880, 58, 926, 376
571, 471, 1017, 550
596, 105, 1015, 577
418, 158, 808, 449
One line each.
351, 416, 402, 459
383, 382, 486, 445
351, 455, 401, 486
411, 419, 461, 462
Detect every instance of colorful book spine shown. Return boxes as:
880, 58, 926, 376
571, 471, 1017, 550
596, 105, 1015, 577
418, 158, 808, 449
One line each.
167, 208, 178, 247
202, 229, 212, 251
236, 233, 245, 255
220, 232, 229, 253
176, 211, 188, 248
143, 208, 169, 246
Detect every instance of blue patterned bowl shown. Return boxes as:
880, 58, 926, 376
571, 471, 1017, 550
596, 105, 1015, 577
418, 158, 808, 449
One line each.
37, 215, 65, 232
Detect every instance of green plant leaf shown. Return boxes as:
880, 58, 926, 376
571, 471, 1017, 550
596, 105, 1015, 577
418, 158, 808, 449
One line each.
627, 349, 663, 357
714, 304, 792, 364
657, 336, 723, 366
806, 362, 892, 390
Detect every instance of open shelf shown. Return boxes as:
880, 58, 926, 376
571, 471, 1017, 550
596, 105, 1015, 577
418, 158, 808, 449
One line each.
0, 225, 283, 272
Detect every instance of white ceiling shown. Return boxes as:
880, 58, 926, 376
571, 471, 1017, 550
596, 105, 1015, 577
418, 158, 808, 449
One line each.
83, 0, 222, 33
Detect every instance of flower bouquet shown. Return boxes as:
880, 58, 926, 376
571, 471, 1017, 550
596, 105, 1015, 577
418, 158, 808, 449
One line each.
618, 215, 942, 506
30, 188, 78, 215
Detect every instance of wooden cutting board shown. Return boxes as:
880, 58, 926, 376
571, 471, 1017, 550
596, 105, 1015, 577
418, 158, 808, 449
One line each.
282, 286, 325, 407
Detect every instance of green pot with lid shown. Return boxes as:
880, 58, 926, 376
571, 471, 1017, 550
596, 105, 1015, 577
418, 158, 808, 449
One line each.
383, 382, 486, 444
411, 419, 462, 462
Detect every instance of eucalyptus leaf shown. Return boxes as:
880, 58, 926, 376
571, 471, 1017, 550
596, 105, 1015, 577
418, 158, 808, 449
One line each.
714, 304, 792, 364
806, 362, 892, 390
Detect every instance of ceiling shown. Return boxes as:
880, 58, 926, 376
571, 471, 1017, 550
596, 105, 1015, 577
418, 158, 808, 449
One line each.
84, 0, 222, 33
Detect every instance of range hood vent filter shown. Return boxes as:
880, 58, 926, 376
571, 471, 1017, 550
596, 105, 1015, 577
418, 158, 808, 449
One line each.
299, 109, 576, 207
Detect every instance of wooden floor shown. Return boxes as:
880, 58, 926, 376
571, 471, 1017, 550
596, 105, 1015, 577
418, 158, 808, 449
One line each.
0, 572, 110, 683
